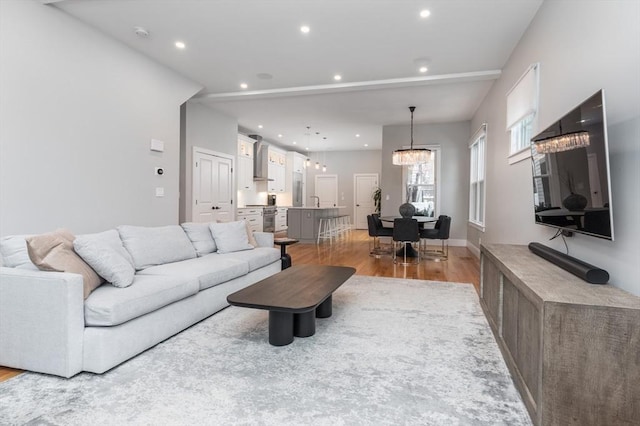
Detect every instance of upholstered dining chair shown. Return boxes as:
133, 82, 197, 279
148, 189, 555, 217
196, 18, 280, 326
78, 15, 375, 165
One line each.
419, 215, 451, 260
392, 218, 420, 265
367, 214, 393, 257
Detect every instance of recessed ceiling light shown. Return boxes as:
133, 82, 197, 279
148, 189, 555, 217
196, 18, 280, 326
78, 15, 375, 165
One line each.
278, 134, 283, 138
420, 9, 431, 18
240, 83, 248, 89
419, 66, 428, 73
364, 144, 369, 147
355, 134, 360, 137
175, 41, 186, 49
305, 147, 309, 151
133, 27, 149, 37
334, 74, 342, 81
258, 124, 263, 129
300, 25, 310, 34
292, 141, 297, 145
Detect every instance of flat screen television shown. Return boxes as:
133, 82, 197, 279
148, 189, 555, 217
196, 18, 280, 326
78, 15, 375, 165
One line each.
530, 90, 614, 240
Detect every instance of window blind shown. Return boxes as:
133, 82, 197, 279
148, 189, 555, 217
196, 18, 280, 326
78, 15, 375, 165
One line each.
506, 64, 539, 130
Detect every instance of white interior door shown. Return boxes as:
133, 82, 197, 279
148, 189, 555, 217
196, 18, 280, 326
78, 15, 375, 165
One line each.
354, 174, 378, 229
193, 149, 233, 223
314, 175, 338, 207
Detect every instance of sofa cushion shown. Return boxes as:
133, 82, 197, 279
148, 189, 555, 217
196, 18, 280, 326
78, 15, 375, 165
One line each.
0, 235, 38, 270
118, 225, 197, 270
181, 222, 216, 256
84, 274, 199, 326
138, 254, 249, 291
209, 221, 254, 254
26, 229, 103, 299
217, 247, 280, 272
74, 230, 135, 288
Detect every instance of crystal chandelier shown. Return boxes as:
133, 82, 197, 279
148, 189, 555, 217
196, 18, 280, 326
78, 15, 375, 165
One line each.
534, 131, 590, 154
392, 106, 431, 165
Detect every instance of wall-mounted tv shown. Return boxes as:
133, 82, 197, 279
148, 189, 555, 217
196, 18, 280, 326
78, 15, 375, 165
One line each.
530, 90, 614, 240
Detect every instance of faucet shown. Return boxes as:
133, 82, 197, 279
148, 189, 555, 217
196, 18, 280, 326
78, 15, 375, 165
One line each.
310, 196, 320, 208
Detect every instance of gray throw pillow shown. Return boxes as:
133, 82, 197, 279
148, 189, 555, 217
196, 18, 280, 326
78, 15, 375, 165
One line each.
118, 225, 197, 270
74, 230, 135, 288
209, 221, 254, 254
181, 222, 217, 256
0, 235, 38, 270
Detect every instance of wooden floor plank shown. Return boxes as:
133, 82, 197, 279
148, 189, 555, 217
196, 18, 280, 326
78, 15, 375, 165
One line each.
0, 230, 479, 382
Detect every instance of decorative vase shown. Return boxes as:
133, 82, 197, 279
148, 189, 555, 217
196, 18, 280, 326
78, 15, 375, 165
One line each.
398, 203, 416, 218
562, 193, 588, 211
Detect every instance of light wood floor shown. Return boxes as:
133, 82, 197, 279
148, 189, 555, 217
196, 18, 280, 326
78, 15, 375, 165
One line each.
285, 230, 480, 290
0, 230, 479, 382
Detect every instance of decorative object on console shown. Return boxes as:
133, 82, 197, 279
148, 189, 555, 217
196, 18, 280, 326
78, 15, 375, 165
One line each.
528, 242, 609, 284
392, 106, 431, 166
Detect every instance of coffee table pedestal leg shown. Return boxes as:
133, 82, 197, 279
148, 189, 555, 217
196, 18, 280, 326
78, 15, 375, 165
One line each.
269, 311, 294, 346
294, 311, 316, 337
316, 295, 332, 318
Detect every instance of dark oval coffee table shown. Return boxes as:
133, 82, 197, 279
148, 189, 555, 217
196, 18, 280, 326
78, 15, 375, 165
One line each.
227, 265, 356, 346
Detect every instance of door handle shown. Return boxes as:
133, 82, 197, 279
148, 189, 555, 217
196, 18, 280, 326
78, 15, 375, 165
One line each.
356, 204, 360, 207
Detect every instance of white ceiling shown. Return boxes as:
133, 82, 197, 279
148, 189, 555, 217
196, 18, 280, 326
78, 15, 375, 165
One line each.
53, 0, 543, 151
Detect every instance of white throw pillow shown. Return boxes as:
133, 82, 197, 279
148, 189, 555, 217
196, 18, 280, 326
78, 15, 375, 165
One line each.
74, 230, 135, 288
181, 222, 217, 256
118, 225, 197, 270
0, 235, 38, 270
209, 221, 254, 254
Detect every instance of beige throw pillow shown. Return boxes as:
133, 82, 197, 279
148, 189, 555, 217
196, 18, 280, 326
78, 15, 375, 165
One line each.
26, 229, 103, 299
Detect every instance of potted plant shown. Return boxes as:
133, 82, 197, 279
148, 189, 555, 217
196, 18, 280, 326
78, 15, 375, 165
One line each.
372, 187, 381, 214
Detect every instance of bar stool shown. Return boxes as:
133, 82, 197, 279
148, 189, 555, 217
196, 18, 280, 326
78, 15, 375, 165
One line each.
317, 216, 337, 244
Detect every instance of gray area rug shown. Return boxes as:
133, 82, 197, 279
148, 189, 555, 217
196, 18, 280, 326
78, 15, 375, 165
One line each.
0, 276, 531, 425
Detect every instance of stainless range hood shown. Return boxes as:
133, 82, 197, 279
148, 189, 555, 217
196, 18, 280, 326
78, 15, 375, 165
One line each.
248, 135, 274, 181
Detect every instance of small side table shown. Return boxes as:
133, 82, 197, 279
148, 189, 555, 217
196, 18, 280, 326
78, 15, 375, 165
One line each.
274, 238, 298, 270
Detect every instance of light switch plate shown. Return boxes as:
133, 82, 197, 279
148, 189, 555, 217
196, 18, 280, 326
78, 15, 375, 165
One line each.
150, 139, 164, 152
155, 187, 165, 197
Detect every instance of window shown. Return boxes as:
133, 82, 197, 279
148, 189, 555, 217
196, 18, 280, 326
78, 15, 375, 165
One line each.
469, 126, 486, 229
506, 63, 539, 164
402, 146, 440, 218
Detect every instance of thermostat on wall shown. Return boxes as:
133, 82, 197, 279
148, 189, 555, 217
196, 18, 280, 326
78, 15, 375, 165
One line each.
150, 139, 164, 152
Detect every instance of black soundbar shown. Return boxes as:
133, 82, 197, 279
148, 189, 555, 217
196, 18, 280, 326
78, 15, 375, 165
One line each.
528, 242, 609, 284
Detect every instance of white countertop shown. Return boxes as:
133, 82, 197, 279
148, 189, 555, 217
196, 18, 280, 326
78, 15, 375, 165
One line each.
287, 206, 346, 209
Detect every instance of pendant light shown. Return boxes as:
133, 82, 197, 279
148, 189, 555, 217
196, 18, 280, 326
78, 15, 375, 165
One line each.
305, 126, 311, 167
392, 106, 431, 165
315, 131, 320, 169
322, 137, 327, 172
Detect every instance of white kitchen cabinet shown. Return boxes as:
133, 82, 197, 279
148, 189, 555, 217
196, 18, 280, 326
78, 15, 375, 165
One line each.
237, 207, 263, 234
267, 146, 286, 193
275, 207, 288, 231
237, 135, 255, 192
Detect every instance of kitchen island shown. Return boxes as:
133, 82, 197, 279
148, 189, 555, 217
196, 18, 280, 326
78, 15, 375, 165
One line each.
287, 207, 346, 243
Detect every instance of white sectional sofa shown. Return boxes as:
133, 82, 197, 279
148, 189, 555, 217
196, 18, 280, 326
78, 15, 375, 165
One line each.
0, 223, 281, 378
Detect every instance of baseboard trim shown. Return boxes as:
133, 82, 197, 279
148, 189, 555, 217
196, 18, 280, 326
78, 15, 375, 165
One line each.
466, 241, 480, 258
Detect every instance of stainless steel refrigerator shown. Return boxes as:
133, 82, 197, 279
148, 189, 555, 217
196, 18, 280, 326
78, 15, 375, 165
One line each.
292, 172, 303, 207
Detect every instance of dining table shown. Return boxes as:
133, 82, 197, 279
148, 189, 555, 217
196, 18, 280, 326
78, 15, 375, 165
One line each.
379, 216, 437, 258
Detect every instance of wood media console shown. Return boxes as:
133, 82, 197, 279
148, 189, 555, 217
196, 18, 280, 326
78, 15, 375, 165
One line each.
480, 244, 639, 426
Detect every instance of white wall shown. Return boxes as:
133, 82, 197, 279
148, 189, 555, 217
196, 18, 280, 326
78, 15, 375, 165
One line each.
179, 101, 238, 222
470, 0, 640, 295
0, 1, 201, 235
305, 150, 382, 222
381, 122, 471, 241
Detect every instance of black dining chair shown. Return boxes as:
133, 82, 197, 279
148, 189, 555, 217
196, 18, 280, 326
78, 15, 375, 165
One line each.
393, 218, 420, 265
419, 215, 451, 260
367, 214, 393, 257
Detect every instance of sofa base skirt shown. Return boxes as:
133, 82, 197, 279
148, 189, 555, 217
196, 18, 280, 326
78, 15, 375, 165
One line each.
82, 261, 281, 374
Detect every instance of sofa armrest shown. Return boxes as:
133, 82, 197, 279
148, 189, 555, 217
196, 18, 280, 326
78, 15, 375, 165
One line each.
253, 232, 274, 248
0, 267, 85, 378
